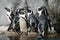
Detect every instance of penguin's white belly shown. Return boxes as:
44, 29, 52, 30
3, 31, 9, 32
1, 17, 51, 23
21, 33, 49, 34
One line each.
6, 15, 11, 24
19, 18, 27, 33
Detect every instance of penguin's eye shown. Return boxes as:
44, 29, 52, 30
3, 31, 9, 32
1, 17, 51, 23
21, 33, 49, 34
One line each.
38, 8, 41, 11
21, 8, 24, 10
28, 10, 31, 13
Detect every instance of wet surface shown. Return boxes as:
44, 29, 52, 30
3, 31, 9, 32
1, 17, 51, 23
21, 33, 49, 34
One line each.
0, 34, 60, 40
0, 36, 60, 40
0, 32, 60, 40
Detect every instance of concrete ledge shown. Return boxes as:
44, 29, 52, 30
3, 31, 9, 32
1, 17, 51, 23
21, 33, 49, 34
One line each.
0, 26, 9, 31
0, 31, 57, 38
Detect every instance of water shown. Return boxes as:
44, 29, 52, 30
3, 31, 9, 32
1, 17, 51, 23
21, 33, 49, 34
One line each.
0, 32, 60, 40
0, 35, 60, 40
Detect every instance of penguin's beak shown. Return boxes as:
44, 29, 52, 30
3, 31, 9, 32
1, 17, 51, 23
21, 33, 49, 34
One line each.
5, 7, 10, 12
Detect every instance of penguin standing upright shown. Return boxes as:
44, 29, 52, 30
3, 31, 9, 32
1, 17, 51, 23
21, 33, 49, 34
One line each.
18, 8, 28, 34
